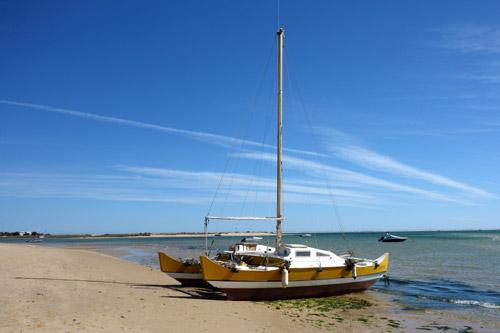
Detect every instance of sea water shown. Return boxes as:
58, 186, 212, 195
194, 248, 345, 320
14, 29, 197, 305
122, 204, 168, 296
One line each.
3, 230, 499, 318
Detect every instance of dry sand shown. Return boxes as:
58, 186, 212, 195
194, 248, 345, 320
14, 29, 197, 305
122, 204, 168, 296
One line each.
1, 243, 497, 332
1, 243, 313, 332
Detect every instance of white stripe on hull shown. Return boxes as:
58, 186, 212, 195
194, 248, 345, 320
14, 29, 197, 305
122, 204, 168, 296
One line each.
208, 273, 383, 289
167, 272, 203, 280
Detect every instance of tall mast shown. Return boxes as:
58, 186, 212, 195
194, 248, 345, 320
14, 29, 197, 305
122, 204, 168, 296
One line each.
276, 28, 284, 249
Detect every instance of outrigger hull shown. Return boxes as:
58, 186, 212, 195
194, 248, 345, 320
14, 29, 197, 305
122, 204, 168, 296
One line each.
167, 272, 205, 287
200, 253, 389, 301
158, 252, 206, 287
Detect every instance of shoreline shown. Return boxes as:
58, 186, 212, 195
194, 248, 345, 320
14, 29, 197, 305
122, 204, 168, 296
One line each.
1, 232, 276, 240
1, 243, 498, 332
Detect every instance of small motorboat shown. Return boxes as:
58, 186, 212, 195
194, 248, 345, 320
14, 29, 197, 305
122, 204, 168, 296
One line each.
378, 233, 407, 242
241, 236, 263, 241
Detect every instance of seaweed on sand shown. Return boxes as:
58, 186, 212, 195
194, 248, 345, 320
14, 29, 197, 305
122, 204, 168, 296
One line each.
264, 296, 372, 312
261, 296, 373, 331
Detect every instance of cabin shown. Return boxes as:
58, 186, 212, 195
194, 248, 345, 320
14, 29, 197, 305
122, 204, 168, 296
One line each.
277, 244, 346, 268
229, 242, 275, 254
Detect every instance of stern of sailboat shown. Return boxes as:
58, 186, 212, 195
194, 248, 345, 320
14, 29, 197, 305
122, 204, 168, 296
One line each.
158, 252, 205, 287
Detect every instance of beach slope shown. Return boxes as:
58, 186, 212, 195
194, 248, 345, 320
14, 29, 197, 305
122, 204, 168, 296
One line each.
0, 243, 322, 333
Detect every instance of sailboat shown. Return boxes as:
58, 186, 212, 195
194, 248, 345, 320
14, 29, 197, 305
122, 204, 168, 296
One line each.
198, 28, 389, 300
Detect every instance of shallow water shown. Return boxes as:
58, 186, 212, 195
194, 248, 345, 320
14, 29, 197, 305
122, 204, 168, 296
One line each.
3, 230, 499, 318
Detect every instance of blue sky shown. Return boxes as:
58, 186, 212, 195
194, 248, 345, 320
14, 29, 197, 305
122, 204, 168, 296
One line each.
1, 1, 499, 233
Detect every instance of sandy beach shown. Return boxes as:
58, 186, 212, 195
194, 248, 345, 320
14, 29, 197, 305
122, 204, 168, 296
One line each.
0, 243, 368, 332
1, 243, 497, 333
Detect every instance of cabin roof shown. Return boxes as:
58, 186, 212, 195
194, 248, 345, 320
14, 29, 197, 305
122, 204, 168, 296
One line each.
284, 244, 308, 248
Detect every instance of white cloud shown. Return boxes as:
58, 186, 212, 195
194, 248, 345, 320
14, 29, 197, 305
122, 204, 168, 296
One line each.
433, 25, 500, 85
318, 130, 493, 199
0, 167, 375, 207
0, 99, 323, 157
234, 151, 464, 203
435, 25, 500, 54
1, 100, 492, 205
453, 73, 500, 84
118, 166, 373, 201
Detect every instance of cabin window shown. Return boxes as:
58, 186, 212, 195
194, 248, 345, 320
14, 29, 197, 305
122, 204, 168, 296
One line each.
278, 248, 290, 256
244, 244, 257, 251
316, 251, 330, 257
295, 251, 311, 257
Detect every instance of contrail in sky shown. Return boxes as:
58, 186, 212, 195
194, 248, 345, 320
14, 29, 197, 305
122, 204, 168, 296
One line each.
0, 99, 323, 157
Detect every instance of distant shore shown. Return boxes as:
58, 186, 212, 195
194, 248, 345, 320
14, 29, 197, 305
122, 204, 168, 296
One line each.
76, 231, 275, 239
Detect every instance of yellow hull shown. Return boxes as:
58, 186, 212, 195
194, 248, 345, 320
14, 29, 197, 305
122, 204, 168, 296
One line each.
158, 252, 205, 287
201, 253, 388, 281
200, 253, 389, 300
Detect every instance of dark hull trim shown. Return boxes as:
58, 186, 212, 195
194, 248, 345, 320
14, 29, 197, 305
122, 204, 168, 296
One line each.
379, 239, 406, 242
221, 279, 378, 301
175, 278, 208, 287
